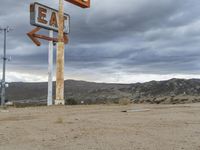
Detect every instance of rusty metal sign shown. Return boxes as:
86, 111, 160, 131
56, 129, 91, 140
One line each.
30, 2, 70, 34
27, 0, 90, 106
65, 0, 90, 8
27, 27, 68, 46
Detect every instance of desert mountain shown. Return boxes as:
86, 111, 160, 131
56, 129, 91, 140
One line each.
4, 78, 200, 104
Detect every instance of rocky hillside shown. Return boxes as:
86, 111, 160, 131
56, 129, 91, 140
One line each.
4, 78, 200, 104
131, 79, 200, 104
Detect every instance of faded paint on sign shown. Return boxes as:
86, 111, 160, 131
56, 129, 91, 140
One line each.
30, 3, 70, 34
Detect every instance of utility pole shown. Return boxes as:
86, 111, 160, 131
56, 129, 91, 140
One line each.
0, 26, 10, 106
55, 0, 65, 105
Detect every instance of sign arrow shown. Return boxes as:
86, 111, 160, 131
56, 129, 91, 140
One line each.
27, 27, 68, 46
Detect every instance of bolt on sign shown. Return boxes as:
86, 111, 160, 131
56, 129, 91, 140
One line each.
65, 0, 90, 8
30, 2, 70, 34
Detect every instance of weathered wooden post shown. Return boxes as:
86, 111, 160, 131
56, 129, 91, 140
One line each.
55, 0, 90, 105
55, 0, 65, 105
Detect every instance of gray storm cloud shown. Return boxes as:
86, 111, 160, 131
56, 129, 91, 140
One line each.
0, 0, 200, 83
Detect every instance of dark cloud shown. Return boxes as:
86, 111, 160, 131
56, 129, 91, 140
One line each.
0, 0, 200, 82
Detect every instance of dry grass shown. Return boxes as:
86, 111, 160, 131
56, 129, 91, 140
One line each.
55, 117, 64, 124
0, 106, 7, 110
118, 98, 131, 105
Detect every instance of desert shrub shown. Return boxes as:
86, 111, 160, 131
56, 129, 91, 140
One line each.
104, 99, 120, 105
65, 98, 78, 105
0, 105, 7, 110
13, 102, 45, 108
118, 98, 131, 105
55, 117, 64, 124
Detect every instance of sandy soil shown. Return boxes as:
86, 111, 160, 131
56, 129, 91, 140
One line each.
0, 104, 200, 150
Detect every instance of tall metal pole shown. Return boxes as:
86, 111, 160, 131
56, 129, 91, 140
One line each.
47, 30, 53, 106
1, 28, 7, 106
55, 0, 65, 105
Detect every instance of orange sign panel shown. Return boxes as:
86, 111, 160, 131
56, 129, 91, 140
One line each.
65, 0, 90, 8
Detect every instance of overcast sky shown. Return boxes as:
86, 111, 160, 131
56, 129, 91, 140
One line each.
1, 0, 200, 83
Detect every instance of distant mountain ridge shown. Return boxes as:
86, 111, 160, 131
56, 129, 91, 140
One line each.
4, 78, 200, 104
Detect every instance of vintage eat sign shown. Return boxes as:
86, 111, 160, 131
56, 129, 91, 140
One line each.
30, 2, 70, 34
65, 0, 90, 8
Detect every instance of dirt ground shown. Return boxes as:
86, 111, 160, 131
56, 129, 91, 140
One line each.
0, 104, 200, 150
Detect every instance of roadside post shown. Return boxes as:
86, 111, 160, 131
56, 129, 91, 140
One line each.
27, 0, 90, 106
55, 0, 90, 105
27, 2, 69, 106
55, 0, 65, 105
